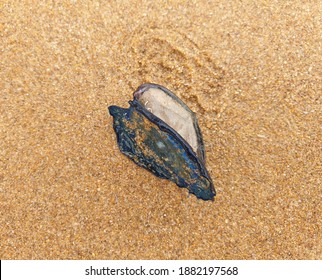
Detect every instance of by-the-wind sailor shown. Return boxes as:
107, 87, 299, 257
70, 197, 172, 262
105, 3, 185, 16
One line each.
108, 83, 216, 200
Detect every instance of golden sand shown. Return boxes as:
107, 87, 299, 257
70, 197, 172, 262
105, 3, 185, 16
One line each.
0, 1, 321, 259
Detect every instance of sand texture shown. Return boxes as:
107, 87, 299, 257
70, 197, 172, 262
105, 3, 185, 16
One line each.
1, 1, 321, 259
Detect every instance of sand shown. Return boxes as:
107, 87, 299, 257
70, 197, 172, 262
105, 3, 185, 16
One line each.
0, 0, 321, 259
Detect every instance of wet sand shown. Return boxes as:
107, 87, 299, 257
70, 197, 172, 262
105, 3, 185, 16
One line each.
1, 1, 321, 259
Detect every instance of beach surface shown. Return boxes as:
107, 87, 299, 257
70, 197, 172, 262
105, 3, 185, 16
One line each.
1, 0, 321, 259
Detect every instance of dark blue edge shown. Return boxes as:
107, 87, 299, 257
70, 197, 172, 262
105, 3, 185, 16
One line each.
129, 99, 216, 198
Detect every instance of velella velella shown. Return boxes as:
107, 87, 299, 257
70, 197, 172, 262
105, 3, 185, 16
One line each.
108, 83, 215, 200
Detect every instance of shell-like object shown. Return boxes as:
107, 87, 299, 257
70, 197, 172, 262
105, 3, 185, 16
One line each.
108, 83, 215, 200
